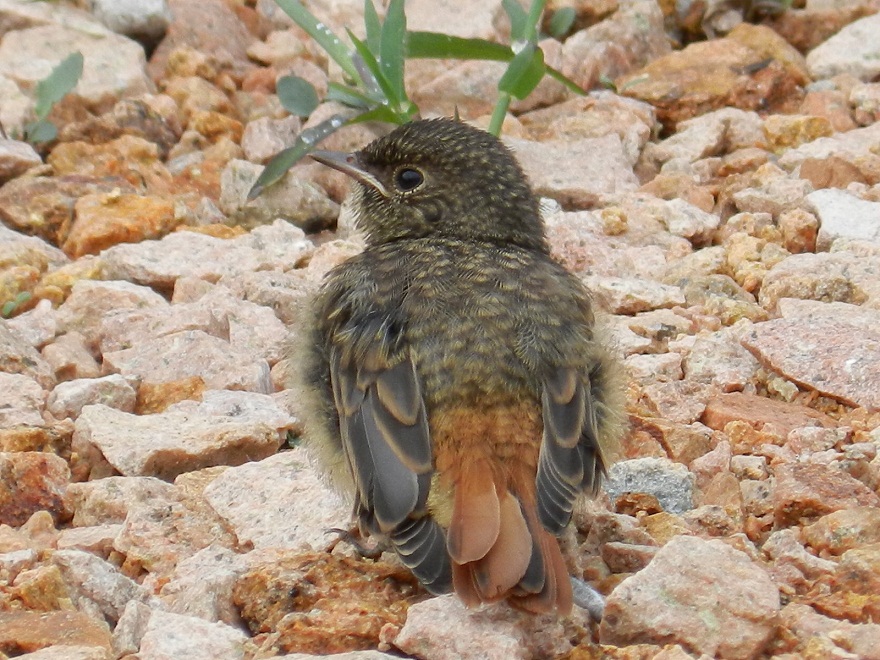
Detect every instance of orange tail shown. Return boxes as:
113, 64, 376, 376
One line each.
446, 459, 572, 614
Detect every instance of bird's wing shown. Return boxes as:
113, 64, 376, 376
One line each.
330, 338, 451, 592
536, 366, 605, 534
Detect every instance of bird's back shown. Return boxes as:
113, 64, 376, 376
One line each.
308, 235, 616, 613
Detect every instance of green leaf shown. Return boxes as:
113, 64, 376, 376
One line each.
545, 64, 587, 95
25, 119, 57, 144
34, 51, 83, 120
347, 30, 399, 108
363, 0, 382, 54
1, 291, 32, 318
326, 82, 374, 109
548, 7, 576, 38
503, 0, 529, 42
498, 42, 545, 100
347, 104, 408, 125
406, 31, 513, 61
380, 0, 407, 105
276, 76, 319, 117
274, 0, 359, 81
247, 114, 349, 199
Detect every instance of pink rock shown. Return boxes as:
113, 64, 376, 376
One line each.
559, 0, 670, 91
781, 602, 880, 659
0, 322, 55, 389
0, 451, 70, 526
72, 401, 284, 480
583, 275, 685, 314
160, 544, 247, 625
394, 594, 572, 660
136, 609, 248, 660
6, 299, 58, 349
56, 280, 167, 352
67, 476, 176, 527
772, 462, 880, 527
508, 134, 639, 208
742, 316, 880, 410
56, 524, 122, 557
103, 329, 272, 393
683, 331, 761, 392
0, 372, 46, 428
802, 507, 880, 556
202, 447, 347, 552
100, 220, 314, 288
46, 375, 137, 420
600, 535, 780, 657
113, 483, 236, 581
41, 331, 101, 381
52, 548, 154, 624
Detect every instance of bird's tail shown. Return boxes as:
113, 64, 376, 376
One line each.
446, 458, 573, 614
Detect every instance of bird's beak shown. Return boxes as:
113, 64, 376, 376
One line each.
310, 150, 389, 196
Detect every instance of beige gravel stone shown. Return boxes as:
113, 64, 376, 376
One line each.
72, 402, 283, 479
600, 535, 780, 657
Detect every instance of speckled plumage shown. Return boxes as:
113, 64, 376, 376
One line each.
302, 118, 624, 613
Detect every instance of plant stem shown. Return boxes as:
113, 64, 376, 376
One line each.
488, 92, 511, 136
524, 0, 545, 43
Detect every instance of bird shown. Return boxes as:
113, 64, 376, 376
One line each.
300, 117, 624, 615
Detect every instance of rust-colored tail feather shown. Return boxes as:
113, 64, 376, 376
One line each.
447, 461, 572, 614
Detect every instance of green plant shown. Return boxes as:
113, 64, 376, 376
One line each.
1, 291, 32, 318
248, 0, 585, 199
25, 51, 84, 144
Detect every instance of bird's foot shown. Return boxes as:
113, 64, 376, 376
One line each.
571, 576, 605, 622
325, 526, 384, 559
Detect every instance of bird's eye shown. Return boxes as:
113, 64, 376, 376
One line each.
395, 168, 424, 192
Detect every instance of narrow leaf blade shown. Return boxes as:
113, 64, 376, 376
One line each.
247, 114, 349, 199
380, 0, 407, 104
502, 0, 528, 42
406, 31, 513, 62
364, 0, 382, 54
327, 82, 374, 108
348, 30, 398, 109
274, 0, 359, 81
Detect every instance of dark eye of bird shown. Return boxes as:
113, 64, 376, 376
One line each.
395, 168, 424, 192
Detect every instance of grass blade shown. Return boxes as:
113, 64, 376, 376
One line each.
545, 64, 587, 95
380, 0, 407, 104
406, 31, 513, 61
327, 82, 375, 108
364, 0, 381, 54
347, 29, 399, 110
247, 114, 349, 199
502, 0, 528, 42
274, 0, 359, 81
347, 104, 406, 125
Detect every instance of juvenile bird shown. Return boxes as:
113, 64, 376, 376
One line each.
302, 118, 623, 614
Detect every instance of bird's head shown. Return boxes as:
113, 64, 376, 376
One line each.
310, 118, 547, 251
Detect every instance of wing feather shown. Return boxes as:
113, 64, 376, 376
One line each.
537, 367, 605, 534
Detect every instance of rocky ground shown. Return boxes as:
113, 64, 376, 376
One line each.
1, 0, 880, 658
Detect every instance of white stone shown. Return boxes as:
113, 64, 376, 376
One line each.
72, 404, 284, 479
137, 609, 248, 660
90, 0, 171, 40
806, 13, 880, 81
0, 23, 152, 113
807, 188, 880, 249
46, 374, 137, 420
203, 447, 348, 551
